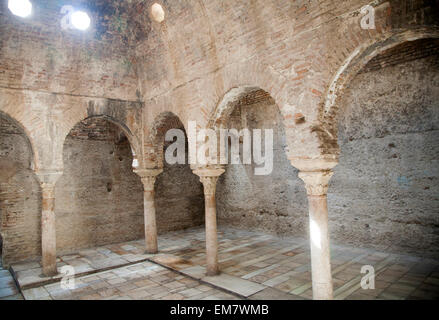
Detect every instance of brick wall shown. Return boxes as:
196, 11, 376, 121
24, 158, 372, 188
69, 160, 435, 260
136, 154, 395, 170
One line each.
0, 0, 139, 101
0, 113, 40, 266
54, 118, 144, 255
0, 0, 438, 262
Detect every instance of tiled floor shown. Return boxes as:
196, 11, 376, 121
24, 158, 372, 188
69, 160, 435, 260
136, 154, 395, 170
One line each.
21, 261, 238, 300
10, 227, 439, 300
0, 260, 23, 300
12, 241, 154, 290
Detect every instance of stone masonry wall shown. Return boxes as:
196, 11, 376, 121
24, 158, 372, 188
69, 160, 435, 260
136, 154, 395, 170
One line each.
155, 135, 205, 234
216, 51, 439, 259
55, 118, 144, 255
330, 53, 439, 258
216, 95, 308, 237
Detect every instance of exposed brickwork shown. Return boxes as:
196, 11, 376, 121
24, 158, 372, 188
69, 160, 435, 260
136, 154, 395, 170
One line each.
360, 38, 439, 73
0, 113, 40, 266
0, 0, 438, 265
55, 118, 144, 255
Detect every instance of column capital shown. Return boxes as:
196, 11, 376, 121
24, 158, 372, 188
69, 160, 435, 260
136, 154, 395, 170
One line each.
193, 167, 225, 178
134, 168, 164, 178
193, 168, 225, 196
134, 169, 163, 192
35, 170, 63, 186
289, 157, 338, 172
298, 170, 334, 196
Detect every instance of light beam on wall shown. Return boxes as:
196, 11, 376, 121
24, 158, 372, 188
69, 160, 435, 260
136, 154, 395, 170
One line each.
71, 11, 91, 30
8, 0, 32, 18
310, 218, 322, 250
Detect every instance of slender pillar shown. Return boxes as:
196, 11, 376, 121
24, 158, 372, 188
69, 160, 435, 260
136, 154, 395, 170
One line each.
135, 169, 163, 254
194, 168, 225, 276
298, 170, 334, 300
36, 171, 62, 277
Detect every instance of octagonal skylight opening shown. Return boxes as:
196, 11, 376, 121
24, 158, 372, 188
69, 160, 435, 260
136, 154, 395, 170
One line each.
151, 3, 165, 23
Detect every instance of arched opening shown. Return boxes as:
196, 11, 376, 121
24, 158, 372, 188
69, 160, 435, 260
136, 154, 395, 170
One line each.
56, 117, 144, 254
152, 112, 205, 233
215, 88, 307, 236
0, 111, 40, 267
331, 38, 439, 260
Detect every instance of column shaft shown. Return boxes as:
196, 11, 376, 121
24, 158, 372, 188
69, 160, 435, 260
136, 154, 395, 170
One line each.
41, 184, 57, 276
204, 193, 219, 276
298, 169, 335, 300
135, 169, 162, 254
308, 194, 333, 300
143, 188, 158, 254
194, 168, 224, 277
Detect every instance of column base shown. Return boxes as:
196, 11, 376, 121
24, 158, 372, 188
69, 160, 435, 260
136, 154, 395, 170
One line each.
206, 270, 220, 277
42, 267, 58, 278
146, 249, 158, 255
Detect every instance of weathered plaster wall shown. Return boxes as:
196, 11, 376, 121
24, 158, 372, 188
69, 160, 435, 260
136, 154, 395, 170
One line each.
0, 114, 40, 266
55, 118, 144, 254
155, 134, 205, 233
216, 95, 308, 237
330, 54, 439, 258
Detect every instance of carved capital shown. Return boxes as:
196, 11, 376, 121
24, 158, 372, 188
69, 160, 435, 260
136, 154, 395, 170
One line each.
142, 176, 158, 192
35, 170, 63, 186
199, 176, 220, 195
135, 169, 163, 192
298, 170, 334, 196
193, 168, 225, 196
290, 157, 338, 172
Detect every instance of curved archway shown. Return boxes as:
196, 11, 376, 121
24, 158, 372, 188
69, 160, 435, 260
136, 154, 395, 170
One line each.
149, 112, 205, 234
0, 111, 41, 266
149, 112, 188, 169
209, 87, 308, 237
320, 28, 439, 152
0, 110, 37, 171
55, 116, 144, 253
329, 37, 439, 258
61, 114, 141, 171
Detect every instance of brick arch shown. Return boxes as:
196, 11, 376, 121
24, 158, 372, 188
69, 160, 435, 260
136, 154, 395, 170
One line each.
207, 86, 269, 130
147, 111, 186, 169
61, 115, 142, 171
58, 98, 144, 171
319, 27, 439, 157
201, 58, 327, 167
206, 83, 299, 168
0, 110, 38, 172
206, 60, 290, 126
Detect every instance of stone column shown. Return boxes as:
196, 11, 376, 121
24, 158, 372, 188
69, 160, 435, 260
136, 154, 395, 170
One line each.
135, 169, 163, 254
36, 171, 62, 277
292, 158, 338, 300
193, 168, 225, 276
